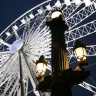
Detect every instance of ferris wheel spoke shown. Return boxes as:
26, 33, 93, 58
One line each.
2, 75, 18, 95
26, 6, 51, 34
22, 51, 50, 96
0, 0, 51, 38
23, 13, 50, 47
79, 81, 96, 93
0, 38, 11, 48
25, 40, 51, 55
16, 84, 21, 96
23, 26, 49, 49
0, 79, 8, 95
86, 45, 96, 56
22, 17, 31, 41
28, 29, 50, 47
21, 52, 43, 96
9, 79, 19, 96
0, 51, 12, 67
13, 30, 20, 39
69, 60, 77, 66
24, 48, 50, 71
24, 52, 38, 64
89, 76, 96, 86
0, 52, 18, 85
12, 84, 19, 96
0, 52, 19, 78
25, 48, 51, 62
24, 49, 51, 71
66, 4, 96, 29
65, 20, 96, 44
28, 14, 47, 35
24, 23, 47, 45
84, 62, 96, 69
63, 3, 82, 19
0, 77, 8, 87
67, 45, 96, 64
23, 29, 51, 57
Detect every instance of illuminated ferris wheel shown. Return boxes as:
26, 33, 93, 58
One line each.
0, 0, 96, 96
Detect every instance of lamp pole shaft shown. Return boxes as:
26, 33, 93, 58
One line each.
51, 26, 69, 73
46, 16, 72, 96
19, 51, 25, 96
46, 16, 69, 73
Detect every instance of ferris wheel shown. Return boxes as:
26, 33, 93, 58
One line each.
0, 0, 96, 96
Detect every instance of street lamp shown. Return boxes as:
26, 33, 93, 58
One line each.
51, 10, 62, 19
73, 40, 86, 62
73, 40, 88, 71
36, 55, 47, 77
36, 10, 90, 96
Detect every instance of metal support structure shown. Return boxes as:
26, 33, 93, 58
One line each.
19, 51, 25, 96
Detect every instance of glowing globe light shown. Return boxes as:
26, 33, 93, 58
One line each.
74, 47, 86, 62
36, 55, 47, 76
10, 39, 24, 53
73, 40, 86, 62
51, 10, 62, 19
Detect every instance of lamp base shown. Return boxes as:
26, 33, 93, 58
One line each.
51, 83, 72, 96
36, 69, 90, 95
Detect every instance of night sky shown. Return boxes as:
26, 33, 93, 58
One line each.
0, 0, 96, 96
0, 0, 45, 32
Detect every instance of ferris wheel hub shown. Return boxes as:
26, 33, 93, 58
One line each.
10, 39, 24, 53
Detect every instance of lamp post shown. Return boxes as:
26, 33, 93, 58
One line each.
36, 10, 90, 96
19, 51, 25, 96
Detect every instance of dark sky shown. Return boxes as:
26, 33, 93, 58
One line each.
0, 0, 45, 32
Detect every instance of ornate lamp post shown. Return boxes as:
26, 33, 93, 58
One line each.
36, 10, 90, 96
